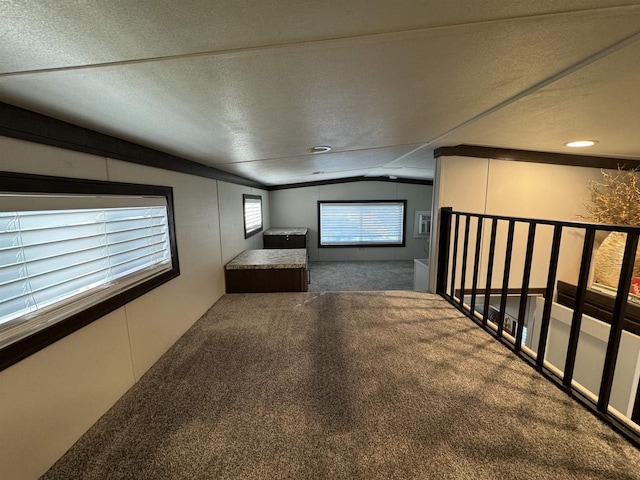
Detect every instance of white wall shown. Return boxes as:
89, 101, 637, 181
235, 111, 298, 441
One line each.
0, 136, 268, 480
431, 155, 604, 292
270, 181, 432, 262
217, 181, 270, 264
530, 299, 640, 417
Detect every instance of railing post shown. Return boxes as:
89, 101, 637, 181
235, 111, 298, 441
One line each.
563, 227, 596, 390
598, 232, 639, 412
515, 222, 536, 351
436, 210, 640, 446
459, 215, 471, 309
450, 214, 461, 299
482, 218, 498, 326
633, 378, 640, 423
536, 225, 563, 370
470, 216, 483, 315
436, 207, 453, 295
497, 220, 516, 338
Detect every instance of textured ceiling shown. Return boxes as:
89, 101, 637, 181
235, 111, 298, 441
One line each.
2, 1, 640, 185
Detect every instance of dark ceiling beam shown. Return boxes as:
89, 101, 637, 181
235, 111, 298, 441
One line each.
0, 102, 268, 190
269, 175, 433, 190
434, 144, 640, 170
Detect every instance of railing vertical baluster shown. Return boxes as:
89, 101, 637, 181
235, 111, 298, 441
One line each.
483, 219, 498, 326
459, 215, 471, 309
470, 216, 483, 315
633, 378, 640, 423
536, 225, 563, 370
515, 222, 536, 351
598, 232, 640, 412
436, 209, 640, 446
563, 227, 596, 390
450, 214, 461, 300
497, 220, 516, 338
436, 207, 453, 295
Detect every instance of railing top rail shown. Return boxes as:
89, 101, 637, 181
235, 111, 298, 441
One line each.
444, 208, 640, 233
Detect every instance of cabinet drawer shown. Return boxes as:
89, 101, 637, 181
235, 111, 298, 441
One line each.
264, 234, 306, 249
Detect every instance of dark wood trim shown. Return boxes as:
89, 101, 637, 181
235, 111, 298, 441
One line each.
243, 193, 263, 239
434, 144, 640, 170
0, 171, 181, 372
269, 176, 433, 190
556, 281, 640, 337
456, 287, 547, 297
0, 101, 268, 190
451, 209, 640, 233
1, 102, 435, 190
435, 207, 452, 295
317, 199, 408, 248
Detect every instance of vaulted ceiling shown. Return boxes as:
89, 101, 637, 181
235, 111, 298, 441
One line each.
2, 1, 640, 186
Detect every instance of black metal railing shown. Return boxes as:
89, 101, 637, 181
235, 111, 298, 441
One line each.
436, 207, 640, 447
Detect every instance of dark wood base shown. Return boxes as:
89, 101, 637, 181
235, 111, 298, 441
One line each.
225, 268, 308, 293
263, 234, 307, 249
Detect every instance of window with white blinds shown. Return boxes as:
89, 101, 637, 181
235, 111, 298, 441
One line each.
319, 201, 406, 247
243, 194, 263, 238
0, 197, 173, 349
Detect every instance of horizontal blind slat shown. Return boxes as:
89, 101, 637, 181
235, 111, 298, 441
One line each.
0, 204, 172, 333
320, 202, 404, 246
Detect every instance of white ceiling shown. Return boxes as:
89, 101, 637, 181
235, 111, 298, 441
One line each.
2, 1, 640, 186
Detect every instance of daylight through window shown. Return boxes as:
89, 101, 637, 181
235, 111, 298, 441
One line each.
0, 196, 173, 349
243, 194, 263, 238
319, 201, 406, 247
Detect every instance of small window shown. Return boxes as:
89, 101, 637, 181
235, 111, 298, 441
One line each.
318, 200, 407, 247
0, 172, 179, 371
243, 194, 263, 238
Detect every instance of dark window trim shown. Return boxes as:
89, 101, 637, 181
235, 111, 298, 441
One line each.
317, 199, 407, 248
243, 194, 263, 239
0, 171, 180, 372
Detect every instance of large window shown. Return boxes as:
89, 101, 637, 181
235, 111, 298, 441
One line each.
0, 172, 179, 371
318, 200, 407, 247
243, 194, 263, 238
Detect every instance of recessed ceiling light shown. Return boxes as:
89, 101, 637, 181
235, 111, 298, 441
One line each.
565, 140, 598, 148
389, 175, 398, 180
307, 146, 332, 154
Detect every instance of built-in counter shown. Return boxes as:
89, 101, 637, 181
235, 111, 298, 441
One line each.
225, 249, 308, 293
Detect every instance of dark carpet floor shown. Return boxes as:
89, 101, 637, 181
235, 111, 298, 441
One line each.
308, 261, 414, 291
42, 292, 640, 479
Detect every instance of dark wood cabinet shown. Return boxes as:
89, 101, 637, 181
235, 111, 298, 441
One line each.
263, 228, 308, 249
224, 249, 308, 293
225, 268, 308, 293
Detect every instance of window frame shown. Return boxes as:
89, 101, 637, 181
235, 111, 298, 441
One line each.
243, 194, 263, 239
317, 199, 408, 248
0, 171, 180, 371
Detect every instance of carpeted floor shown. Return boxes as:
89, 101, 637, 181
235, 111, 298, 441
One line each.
308, 261, 414, 291
42, 292, 640, 479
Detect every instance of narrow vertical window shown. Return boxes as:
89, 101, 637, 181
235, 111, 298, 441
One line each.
243, 194, 263, 238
